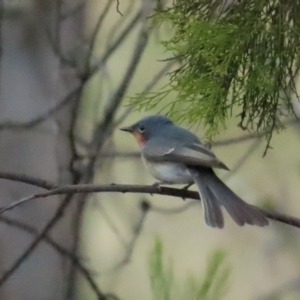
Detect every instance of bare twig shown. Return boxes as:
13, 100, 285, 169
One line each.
0, 172, 56, 190
87, 24, 149, 176
0, 180, 300, 229
115, 60, 176, 128
89, 9, 142, 77
63, 10, 150, 295
85, 0, 113, 72
100, 198, 196, 275
0, 198, 71, 287
214, 118, 299, 147
67, 195, 86, 299
0, 193, 106, 299
100, 200, 150, 275
92, 197, 128, 247
0, 10, 143, 134
45, 25, 77, 68
0, 215, 103, 299
65, 86, 86, 298
63, 5, 148, 296
106, 3, 132, 47
116, 0, 123, 16
0, 86, 82, 131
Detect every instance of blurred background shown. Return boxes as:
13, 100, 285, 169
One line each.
1, 0, 300, 300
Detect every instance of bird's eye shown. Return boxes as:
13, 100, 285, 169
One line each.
139, 125, 145, 132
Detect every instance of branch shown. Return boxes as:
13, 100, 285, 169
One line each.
0, 198, 71, 288
115, 60, 176, 128
99, 200, 149, 275
85, 0, 113, 72
88, 9, 142, 78
0, 194, 107, 300
0, 179, 300, 229
0, 86, 82, 131
87, 23, 149, 176
0, 172, 57, 190
0, 8, 143, 133
0, 215, 103, 299
213, 118, 300, 147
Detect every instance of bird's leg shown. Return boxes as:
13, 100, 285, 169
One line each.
152, 181, 166, 192
152, 181, 175, 192
153, 181, 176, 187
180, 183, 194, 201
182, 182, 194, 191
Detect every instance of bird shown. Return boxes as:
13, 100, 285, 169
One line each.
120, 115, 269, 228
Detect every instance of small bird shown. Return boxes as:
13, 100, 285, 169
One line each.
120, 115, 269, 228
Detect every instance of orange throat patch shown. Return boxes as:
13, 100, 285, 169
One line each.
132, 132, 147, 146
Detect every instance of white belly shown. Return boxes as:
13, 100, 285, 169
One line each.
143, 158, 193, 184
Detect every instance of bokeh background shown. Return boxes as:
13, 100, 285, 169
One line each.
1, 0, 300, 300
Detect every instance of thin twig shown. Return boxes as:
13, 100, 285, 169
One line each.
92, 197, 128, 247
45, 25, 77, 68
0, 11, 143, 133
89, 9, 142, 77
85, 0, 113, 72
0, 86, 82, 131
115, 60, 176, 128
214, 118, 299, 147
0, 10, 143, 134
0, 194, 106, 299
63, 6, 147, 296
106, 2, 132, 47
0, 172, 56, 190
87, 24, 149, 176
116, 0, 123, 16
0, 215, 103, 299
0, 198, 71, 286
64, 85, 85, 299
100, 200, 149, 275
0, 182, 300, 229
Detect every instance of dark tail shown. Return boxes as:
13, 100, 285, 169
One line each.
188, 168, 269, 228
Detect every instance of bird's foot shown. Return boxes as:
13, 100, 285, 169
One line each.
181, 183, 194, 201
152, 181, 163, 191
181, 183, 193, 191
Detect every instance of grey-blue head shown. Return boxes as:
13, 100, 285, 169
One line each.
120, 115, 173, 144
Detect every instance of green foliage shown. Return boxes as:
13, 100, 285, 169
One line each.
131, 0, 300, 148
148, 238, 174, 300
148, 238, 230, 300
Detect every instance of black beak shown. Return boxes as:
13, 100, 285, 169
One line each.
119, 126, 134, 133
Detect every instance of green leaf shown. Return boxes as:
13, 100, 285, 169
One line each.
148, 238, 230, 300
131, 0, 300, 152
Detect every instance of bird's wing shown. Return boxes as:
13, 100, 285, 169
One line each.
143, 142, 229, 170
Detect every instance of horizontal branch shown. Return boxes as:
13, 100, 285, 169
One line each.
0, 86, 82, 131
0, 215, 102, 297
0, 173, 299, 229
0, 172, 57, 190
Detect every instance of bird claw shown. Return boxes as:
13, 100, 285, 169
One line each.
152, 181, 163, 191
181, 183, 193, 191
